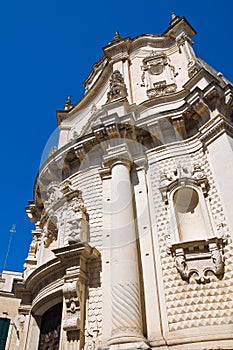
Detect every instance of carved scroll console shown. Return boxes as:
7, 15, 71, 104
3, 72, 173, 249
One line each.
170, 237, 225, 284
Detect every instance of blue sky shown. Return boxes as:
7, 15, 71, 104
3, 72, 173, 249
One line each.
0, 0, 232, 272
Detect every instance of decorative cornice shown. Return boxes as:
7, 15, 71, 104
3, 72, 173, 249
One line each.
103, 37, 130, 63
163, 16, 196, 38
199, 115, 233, 146
84, 56, 107, 90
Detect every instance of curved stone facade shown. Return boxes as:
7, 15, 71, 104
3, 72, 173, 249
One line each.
11, 14, 233, 350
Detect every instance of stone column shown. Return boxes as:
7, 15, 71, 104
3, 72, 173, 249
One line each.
104, 144, 146, 347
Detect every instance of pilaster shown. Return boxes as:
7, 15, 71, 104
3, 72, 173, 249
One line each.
133, 160, 166, 347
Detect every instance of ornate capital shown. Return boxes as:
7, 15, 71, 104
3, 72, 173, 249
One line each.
103, 143, 132, 170
176, 32, 193, 47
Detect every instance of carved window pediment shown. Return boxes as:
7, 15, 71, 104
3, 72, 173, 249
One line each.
159, 164, 209, 204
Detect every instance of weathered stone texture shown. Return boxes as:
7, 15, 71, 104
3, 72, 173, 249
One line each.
72, 167, 103, 248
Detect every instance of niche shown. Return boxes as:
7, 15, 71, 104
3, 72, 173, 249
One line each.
173, 187, 210, 242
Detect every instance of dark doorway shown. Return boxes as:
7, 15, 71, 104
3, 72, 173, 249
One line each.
38, 303, 62, 350
0, 318, 10, 350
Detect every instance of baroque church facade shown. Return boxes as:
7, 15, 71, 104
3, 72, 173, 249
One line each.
1, 14, 233, 350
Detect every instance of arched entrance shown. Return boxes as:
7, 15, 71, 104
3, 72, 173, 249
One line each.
38, 303, 62, 350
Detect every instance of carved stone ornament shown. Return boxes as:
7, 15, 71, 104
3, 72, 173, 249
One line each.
171, 238, 225, 284
44, 181, 63, 214
60, 188, 88, 244
63, 281, 81, 331
142, 51, 167, 77
62, 262, 88, 347
159, 163, 209, 204
63, 196, 88, 244
188, 59, 201, 78
107, 70, 127, 103
43, 217, 58, 248
141, 51, 177, 98
147, 80, 177, 98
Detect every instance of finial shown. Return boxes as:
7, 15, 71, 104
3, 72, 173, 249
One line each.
114, 30, 121, 41
171, 12, 176, 20
64, 95, 72, 110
